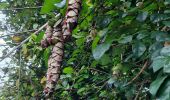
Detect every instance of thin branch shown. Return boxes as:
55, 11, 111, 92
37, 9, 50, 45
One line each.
126, 61, 148, 86
0, 22, 48, 61
0, 6, 42, 12
0, 29, 37, 38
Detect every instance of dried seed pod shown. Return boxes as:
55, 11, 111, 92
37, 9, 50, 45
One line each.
62, 0, 82, 41
43, 24, 64, 98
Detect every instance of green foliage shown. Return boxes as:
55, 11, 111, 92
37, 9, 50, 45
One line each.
1, 0, 170, 99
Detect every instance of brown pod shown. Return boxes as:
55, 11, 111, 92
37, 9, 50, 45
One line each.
62, 0, 82, 41
43, 23, 64, 98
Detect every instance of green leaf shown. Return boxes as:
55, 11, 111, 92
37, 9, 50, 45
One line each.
43, 48, 50, 67
99, 54, 111, 65
164, 61, 170, 74
0, 2, 8, 9
92, 33, 114, 60
163, 21, 170, 27
118, 35, 132, 44
165, 0, 170, 5
151, 56, 167, 72
136, 31, 148, 40
155, 31, 170, 42
136, 11, 148, 22
54, 0, 66, 8
41, 0, 61, 14
33, 23, 38, 29
149, 75, 168, 96
36, 31, 45, 42
63, 67, 74, 74
132, 42, 146, 57
160, 46, 170, 56
92, 36, 100, 50
157, 78, 170, 100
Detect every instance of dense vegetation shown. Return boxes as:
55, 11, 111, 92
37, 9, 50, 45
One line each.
0, 0, 170, 99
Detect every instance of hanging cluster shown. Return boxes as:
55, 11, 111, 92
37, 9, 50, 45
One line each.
41, 18, 64, 98
62, 0, 82, 40
41, 0, 82, 98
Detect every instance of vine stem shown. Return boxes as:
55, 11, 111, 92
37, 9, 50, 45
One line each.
126, 61, 148, 86
0, 22, 48, 61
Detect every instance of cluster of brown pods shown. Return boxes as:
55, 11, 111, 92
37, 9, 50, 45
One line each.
41, 0, 82, 98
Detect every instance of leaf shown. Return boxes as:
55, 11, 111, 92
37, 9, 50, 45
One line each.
99, 54, 111, 65
40, 76, 46, 84
33, 23, 38, 29
157, 78, 170, 100
163, 21, 170, 27
155, 31, 170, 42
92, 36, 100, 50
160, 46, 170, 56
118, 35, 132, 44
77, 87, 86, 95
93, 33, 115, 60
163, 61, 170, 74
54, 0, 66, 8
149, 75, 168, 96
43, 48, 50, 67
136, 11, 148, 22
63, 67, 74, 74
165, 0, 170, 5
96, 15, 112, 28
36, 31, 45, 42
41, 0, 61, 14
12, 36, 23, 43
136, 31, 148, 40
132, 41, 146, 58
151, 56, 167, 72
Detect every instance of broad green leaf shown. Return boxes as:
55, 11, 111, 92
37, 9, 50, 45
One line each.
132, 42, 146, 57
136, 11, 148, 22
149, 75, 168, 96
92, 33, 115, 60
99, 54, 111, 65
96, 15, 112, 28
155, 31, 170, 42
150, 14, 170, 23
77, 87, 86, 95
93, 43, 110, 60
157, 79, 170, 100
41, 0, 61, 14
160, 46, 170, 56
151, 56, 167, 72
136, 31, 148, 40
33, 23, 38, 29
163, 21, 170, 27
118, 35, 132, 44
63, 67, 74, 74
36, 31, 45, 42
165, 0, 170, 5
31, 34, 37, 41
54, 0, 66, 8
164, 61, 170, 74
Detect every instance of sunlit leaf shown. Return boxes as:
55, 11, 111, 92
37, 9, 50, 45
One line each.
149, 75, 168, 96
